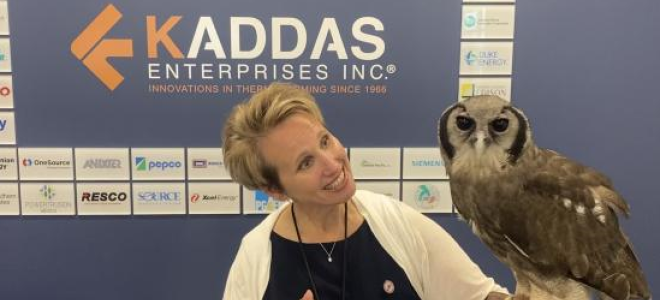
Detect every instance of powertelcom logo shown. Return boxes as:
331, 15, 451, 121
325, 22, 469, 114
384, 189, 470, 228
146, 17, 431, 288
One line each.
71, 4, 133, 91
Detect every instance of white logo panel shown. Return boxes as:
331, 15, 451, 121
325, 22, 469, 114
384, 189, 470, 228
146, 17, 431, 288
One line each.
242, 187, 286, 215
0, 75, 13, 108
401, 181, 453, 213
132, 148, 185, 180
402, 148, 448, 179
188, 182, 240, 214
132, 182, 185, 215
18, 148, 74, 180
458, 77, 512, 102
460, 42, 514, 75
0, 147, 17, 180
75, 148, 130, 180
356, 181, 400, 200
20, 183, 75, 216
349, 148, 401, 179
0, 111, 15, 145
462, 5, 516, 39
0, 1, 8, 35
77, 183, 131, 215
0, 183, 19, 215
187, 148, 230, 180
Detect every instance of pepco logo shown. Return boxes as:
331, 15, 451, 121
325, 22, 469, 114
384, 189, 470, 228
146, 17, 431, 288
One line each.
71, 4, 133, 91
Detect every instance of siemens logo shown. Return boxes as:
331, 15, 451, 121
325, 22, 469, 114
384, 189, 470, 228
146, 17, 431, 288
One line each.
411, 160, 443, 167
81, 192, 127, 202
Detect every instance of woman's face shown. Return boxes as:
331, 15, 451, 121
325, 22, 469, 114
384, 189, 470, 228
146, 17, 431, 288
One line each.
258, 113, 356, 206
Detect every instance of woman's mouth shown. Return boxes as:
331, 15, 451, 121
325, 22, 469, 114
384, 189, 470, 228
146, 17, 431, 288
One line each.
323, 168, 346, 191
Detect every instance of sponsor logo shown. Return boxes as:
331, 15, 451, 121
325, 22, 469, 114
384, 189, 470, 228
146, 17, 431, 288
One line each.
191, 159, 223, 168
465, 50, 507, 67
192, 159, 207, 168
190, 193, 200, 203
255, 190, 283, 212
465, 51, 477, 66
411, 160, 443, 167
137, 191, 181, 202
463, 13, 477, 29
83, 159, 122, 169
73, 4, 390, 91
415, 184, 439, 209
135, 157, 182, 171
0, 192, 17, 205
71, 4, 133, 91
360, 159, 391, 168
0, 157, 14, 171
190, 192, 237, 203
81, 192, 127, 202
0, 85, 10, 97
40, 185, 56, 200
21, 158, 71, 168
461, 83, 508, 98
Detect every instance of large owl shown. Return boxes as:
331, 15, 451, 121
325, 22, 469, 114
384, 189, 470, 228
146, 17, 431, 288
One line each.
437, 95, 651, 300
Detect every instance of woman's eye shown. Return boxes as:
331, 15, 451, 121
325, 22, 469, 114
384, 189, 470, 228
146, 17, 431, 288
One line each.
298, 157, 313, 171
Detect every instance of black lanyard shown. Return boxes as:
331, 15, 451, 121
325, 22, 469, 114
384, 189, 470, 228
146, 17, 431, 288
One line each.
291, 202, 348, 300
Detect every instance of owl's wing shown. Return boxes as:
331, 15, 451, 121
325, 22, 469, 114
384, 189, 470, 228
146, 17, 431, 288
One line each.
496, 149, 649, 299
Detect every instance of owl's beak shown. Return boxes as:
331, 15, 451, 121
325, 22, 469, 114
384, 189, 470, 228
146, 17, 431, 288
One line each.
470, 131, 492, 154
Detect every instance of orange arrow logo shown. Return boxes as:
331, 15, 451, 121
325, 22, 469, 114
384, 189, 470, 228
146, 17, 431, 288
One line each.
71, 4, 133, 91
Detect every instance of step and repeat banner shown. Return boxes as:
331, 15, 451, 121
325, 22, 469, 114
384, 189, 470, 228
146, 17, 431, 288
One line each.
0, 0, 516, 216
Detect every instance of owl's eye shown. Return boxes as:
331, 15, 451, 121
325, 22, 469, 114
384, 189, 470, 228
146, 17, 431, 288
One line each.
456, 116, 474, 131
490, 118, 509, 132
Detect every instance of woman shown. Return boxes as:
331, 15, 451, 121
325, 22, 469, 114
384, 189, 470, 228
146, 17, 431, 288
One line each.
222, 82, 510, 300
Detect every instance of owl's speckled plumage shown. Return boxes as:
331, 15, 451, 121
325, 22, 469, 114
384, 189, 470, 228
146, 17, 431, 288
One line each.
437, 95, 651, 300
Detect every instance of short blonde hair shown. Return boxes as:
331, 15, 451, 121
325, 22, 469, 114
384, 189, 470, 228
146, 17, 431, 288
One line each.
222, 82, 325, 190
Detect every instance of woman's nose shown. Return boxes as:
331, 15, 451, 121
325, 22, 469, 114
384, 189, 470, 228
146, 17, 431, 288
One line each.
319, 152, 341, 175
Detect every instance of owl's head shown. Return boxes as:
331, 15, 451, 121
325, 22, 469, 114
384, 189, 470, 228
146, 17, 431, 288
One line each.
438, 95, 533, 174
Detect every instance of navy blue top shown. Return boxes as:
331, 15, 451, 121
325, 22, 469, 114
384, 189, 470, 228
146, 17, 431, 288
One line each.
263, 221, 422, 300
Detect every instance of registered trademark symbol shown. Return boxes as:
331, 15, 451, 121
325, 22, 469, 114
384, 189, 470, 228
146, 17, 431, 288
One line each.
386, 64, 397, 74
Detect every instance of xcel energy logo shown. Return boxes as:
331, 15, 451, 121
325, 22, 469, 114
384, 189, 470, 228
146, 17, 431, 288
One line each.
71, 4, 133, 91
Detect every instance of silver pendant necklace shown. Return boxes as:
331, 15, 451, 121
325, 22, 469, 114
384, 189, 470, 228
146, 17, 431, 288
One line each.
319, 242, 337, 262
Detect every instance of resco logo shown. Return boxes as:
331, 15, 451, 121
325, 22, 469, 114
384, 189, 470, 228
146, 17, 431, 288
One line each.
71, 4, 133, 91
81, 192, 127, 202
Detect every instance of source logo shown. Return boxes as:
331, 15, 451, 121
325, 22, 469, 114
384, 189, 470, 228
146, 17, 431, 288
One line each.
71, 4, 134, 91
22, 158, 33, 166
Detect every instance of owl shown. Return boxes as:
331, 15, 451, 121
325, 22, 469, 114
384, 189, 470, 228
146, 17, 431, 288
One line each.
437, 95, 651, 300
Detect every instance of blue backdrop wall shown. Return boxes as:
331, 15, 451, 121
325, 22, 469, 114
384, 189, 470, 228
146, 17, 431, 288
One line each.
0, 0, 658, 299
